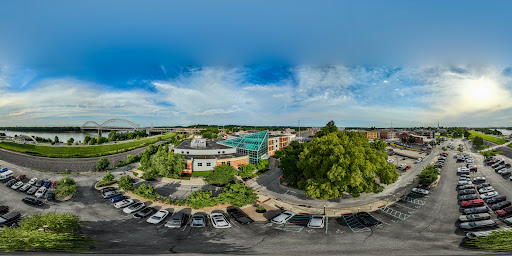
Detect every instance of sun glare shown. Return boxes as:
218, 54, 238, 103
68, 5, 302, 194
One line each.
463, 77, 497, 105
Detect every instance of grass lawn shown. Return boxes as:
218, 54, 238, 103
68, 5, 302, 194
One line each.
191, 171, 212, 177
468, 130, 507, 145
0, 133, 175, 158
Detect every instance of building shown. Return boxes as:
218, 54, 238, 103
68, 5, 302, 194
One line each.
267, 134, 296, 156
398, 132, 415, 141
379, 130, 396, 140
173, 138, 249, 173
364, 130, 380, 140
218, 131, 269, 165
416, 130, 434, 139
411, 135, 428, 144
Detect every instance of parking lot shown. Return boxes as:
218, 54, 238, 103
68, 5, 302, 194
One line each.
1, 140, 510, 255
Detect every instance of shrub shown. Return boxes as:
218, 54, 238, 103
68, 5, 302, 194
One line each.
134, 184, 158, 200
141, 168, 158, 180
203, 164, 237, 186
257, 159, 269, 170
118, 175, 135, 191
55, 176, 77, 197
185, 191, 219, 209
218, 184, 257, 207
96, 157, 110, 172
95, 180, 116, 187
417, 165, 439, 185
238, 164, 255, 179
102, 171, 115, 182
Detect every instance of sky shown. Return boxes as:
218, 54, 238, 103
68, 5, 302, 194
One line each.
1, 0, 512, 128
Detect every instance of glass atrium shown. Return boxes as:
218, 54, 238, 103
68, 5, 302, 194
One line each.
218, 131, 269, 165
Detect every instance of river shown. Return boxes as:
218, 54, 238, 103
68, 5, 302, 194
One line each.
1, 130, 101, 143
497, 129, 512, 136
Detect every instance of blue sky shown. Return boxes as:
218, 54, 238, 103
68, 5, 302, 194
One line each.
1, 1, 512, 127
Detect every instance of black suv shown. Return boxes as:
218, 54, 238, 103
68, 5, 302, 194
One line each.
0, 211, 21, 226
227, 208, 254, 225
22, 197, 44, 206
356, 212, 382, 226
485, 196, 506, 204
490, 201, 512, 211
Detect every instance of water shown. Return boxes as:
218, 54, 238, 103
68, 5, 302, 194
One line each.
1, 130, 100, 143
497, 129, 512, 136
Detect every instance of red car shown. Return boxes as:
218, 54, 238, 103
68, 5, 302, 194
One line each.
461, 199, 484, 207
51, 181, 58, 188
497, 206, 512, 216
16, 174, 26, 181
0, 205, 8, 214
404, 165, 412, 170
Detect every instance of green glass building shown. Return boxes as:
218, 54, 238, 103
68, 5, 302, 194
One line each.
218, 131, 269, 165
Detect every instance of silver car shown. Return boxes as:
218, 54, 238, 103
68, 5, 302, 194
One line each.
190, 213, 206, 228
26, 186, 38, 195
458, 213, 491, 222
165, 212, 185, 228
481, 192, 499, 199
307, 215, 325, 228
460, 220, 497, 230
271, 211, 295, 224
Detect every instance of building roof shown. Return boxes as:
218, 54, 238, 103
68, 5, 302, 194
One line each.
183, 153, 247, 160
176, 139, 233, 150
218, 131, 268, 152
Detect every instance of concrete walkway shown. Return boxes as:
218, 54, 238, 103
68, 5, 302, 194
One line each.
246, 147, 442, 216
478, 140, 512, 152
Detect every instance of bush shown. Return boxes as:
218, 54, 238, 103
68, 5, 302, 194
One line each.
96, 157, 110, 172
133, 184, 158, 200
102, 171, 115, 182
141, 168, 158, 180
192, 171, 212, 177
118, 175, 135, 191
203, 164, 237, 186
95, 180, 116, 188
218, 184, 257, 207
238, 164, 255, 179
417, 165, 439, 185
257, 159, 269, 170
55, 176, 77, 197
185, 191, 219, 209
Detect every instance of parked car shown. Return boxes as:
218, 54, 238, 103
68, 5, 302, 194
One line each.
498, 169, 510, 175
386, 159, 394, 163
463, 207, 489, 215
356, 212, 382, 226
473, 177, 486, 183
26, 186, 38, 195
0, 211, 21, 226
11, 181, 24, 190
113, 199, 134, 208
459, 194, 479, 201
481, 192, 499, 200
28, 178, 37, 185
210, 213, 231, 228
45, 189, 55, 201
412, 188, 429, 195
165, 212, 186, 228
16, 174, 26, 181
34, 187, 47, 199
495, 166, 506, 172
19, 184, 31, 192
490, 201, 511, 211
271, 211, 296, 224
51, 181, 58, 188
35, 179, 44, 187
461, 199, 484, 207
0, 168, 8, 173
485, 196, 506, 204
404, 165, 412, 170
102, 190, 120, 199
457, 184, 474, 190
496, 206, 512, 216
0, 205, 8, 214
42, 180, 51, 188
227, 208, 254, 225
460, 220, 497, 230
190, 213, 207, 228
110, 195, 128, 203
478, 187, 495, 194
458, 180, 472, 186
133, 207, 156, 219
458, 189, 476, 196
22, 197, 44, 206
502, 217, 512, 225
477, 183, 491, 189
459, 213, 491, 222
307, 215, 325, 228
100, 187, 117, 194
123, 202, 145, 214
146, 210, 169, 224
416, 184, 431, 191
4, 178, 17, 187
467, 229, 507, 239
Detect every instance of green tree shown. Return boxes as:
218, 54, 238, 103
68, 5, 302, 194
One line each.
133, 184, 158, 200
150, 148, 185, 178
239, 164, 256, 179
473, 136, 485, 148
54, 136, 60, 143
108, 130, 118, 141
408, 135, 416, 143
314, 120, 338, 138
417, 165, 439, 184
140, 149, 151, 167
257, 159, 269, 170
278, 141, 304, 186
102, 171, 114, 182
66, 138, 74, 145
204, 164, 237, 185
219, 183, 257, 207
297, 131, 399, 199
464, 130, 471, 138
118, 175, 135, 191
371, 139, 387, 152
95, 157, 110, 172
185, 190, 218, 209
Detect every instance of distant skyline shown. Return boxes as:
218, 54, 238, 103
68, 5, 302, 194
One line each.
1, 1, 512, 127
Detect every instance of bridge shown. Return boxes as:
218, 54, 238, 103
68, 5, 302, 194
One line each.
80, 119, 208, 135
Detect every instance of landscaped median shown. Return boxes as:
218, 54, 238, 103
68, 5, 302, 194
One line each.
0, 133, 176, 158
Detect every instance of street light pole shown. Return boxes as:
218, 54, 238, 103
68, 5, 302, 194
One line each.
323, 205, 326, 215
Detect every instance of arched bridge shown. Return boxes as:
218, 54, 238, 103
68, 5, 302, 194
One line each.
80, 119, 207, 135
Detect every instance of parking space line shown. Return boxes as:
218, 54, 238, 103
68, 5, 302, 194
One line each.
342, 215, 371, 233
394, 202, 419, 212
401, 196, 426, 205
229, 219, 241, 229
325, 216, 328, 234
379, 206, 410, 220
368, 213, 391, 226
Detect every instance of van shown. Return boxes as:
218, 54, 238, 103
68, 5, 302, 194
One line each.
0, 211, 21, 226
0, 170, 13, 181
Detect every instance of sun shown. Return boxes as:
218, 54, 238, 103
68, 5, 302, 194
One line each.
463, 77, 498, 105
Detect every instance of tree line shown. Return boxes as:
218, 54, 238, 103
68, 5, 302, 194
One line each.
0, 127, 81, 132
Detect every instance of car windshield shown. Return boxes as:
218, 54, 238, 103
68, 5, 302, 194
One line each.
152, 216, 161, 220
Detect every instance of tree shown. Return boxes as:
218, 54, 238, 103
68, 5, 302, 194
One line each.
417, 165, 439, 184
54, 136, 60, 143
66, 138, 74, 146
140, 150, 151, 167
219, 183, 258, 207
371, 139, 387, 152
315, 120, 338, 138
473, 136, 485, 148
297, 131, 399, 199
102, 171, 114, 182
464, 130, 471, 138
96, 157, 110, 172
118, 175, 135, 191
408, 135, 416, 143
185, 191, 219, 209
457, 147, 463, 152
239, 164, 256, 179
149, 148, 185, 178
257, 159, 269, 170
133, 184, 158, 200
278, 141, 304, 186
204, 164, 237, 185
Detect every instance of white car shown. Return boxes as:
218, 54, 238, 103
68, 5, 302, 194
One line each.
123, 202, 145, 214
458, 180, 472, 185
307, 215, 325, 228
34, 187, 47, 198
478, 187, 494, 194
480, 191, 499, 199
387, 159, 394, 163
114, 199, 134, 208
28, 178, 37, 185
271, 211, 295, 224
210, 213, 231, 228
411, 187, 429, 195
147, 210, 170, 224
399, 164, 407, 169
11, 181, 24, 190
19, 184, 31, 192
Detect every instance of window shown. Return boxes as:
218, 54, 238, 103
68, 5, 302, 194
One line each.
207, 163, 211, 167
181, 151, 184, 154
222, 151, 225, 153
198, 163, 202, 167
218, 151, 221, 154
222, 162, 225, 165
187, 151, 189, 154
227, 161, 231, 166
